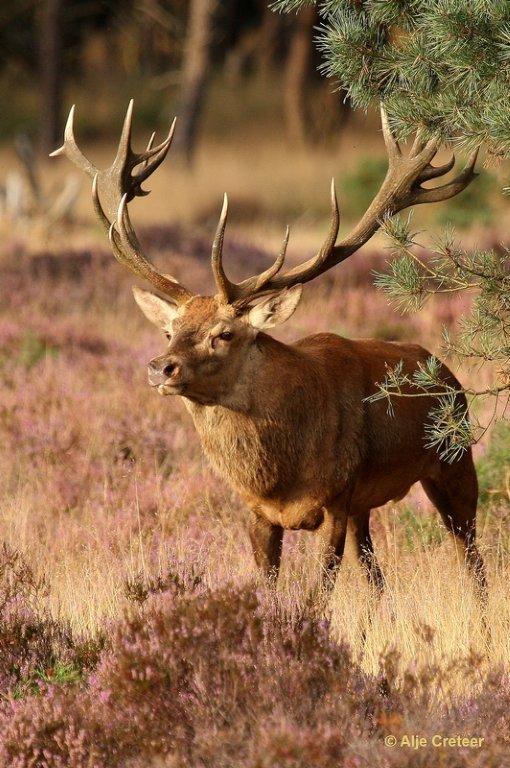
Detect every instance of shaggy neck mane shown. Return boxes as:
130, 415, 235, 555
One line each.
182, 334, 321, 498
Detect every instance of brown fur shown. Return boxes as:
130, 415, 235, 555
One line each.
139, 293, 487, 599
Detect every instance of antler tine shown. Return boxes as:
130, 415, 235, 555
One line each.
99, 192, 146, 282
314, 178, 340, 269
93, 179, 137, 280
141, 132, 156, 171
228, 227, 290, 305
92, 172, 142, 255
418, 153, 456, 182
49, 105, 98, 178
137, 120, 175, 164
114, 195, 192, 303
412, 147, 479, 205
380, 104, 401, 165
92, 174, 111, 233
112, 99, 134, 170
251, 226, 290, 292
133, 118, 177, 191
211, 194, 236, 304
410, 125, 427, 157
107, 220, 144, 278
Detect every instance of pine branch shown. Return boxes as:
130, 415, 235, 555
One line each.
276, 0, 510, 155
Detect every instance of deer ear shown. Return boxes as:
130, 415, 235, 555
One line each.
247, 285, 303, 330
132, 287, 179, 329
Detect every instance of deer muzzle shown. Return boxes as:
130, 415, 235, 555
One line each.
148, 357, 184, 394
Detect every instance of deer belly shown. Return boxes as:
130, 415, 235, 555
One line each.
256, 499, 325, 531
351, 471, 418, 509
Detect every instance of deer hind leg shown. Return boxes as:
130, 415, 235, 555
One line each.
248, 510, 283, 583
421, 458, 488, 609
350, 510, 385, 595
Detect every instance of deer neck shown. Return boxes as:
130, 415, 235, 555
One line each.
181, 335, 306, 496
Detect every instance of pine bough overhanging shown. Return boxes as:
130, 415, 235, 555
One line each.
273, 0, 510, 156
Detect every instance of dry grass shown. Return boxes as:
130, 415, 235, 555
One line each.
3, 464, 509, 681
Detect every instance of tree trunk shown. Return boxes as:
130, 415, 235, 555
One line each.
283, 6, 316, 147
257, 5, 283, 77
174, 0, 218, 165
38, 0, 64, 154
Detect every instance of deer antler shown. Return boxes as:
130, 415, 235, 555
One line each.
210, 193, 296, 304
51, 101, 192, 305
52, 101, 479, 307
213, 105, 479, 301
50, 100, 175, 222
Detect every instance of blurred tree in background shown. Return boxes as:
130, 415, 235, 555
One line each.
38, 0, 63, 152
172, 0, 218, 164
275, 0, 510, 458
0, 0, 351, 159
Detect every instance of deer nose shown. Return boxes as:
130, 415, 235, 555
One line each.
163, 361, 181, 378
148, 358, 181, 386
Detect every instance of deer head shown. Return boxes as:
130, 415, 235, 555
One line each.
51, 100, 478, 405
131, 284, 303, 405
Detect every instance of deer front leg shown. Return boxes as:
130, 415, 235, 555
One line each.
319, 503, 349, 593
248, 510, 283, 582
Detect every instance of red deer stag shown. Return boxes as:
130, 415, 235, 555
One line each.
51, 101, 486, 599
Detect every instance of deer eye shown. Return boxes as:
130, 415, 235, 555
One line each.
218, 331, 233, 342
165, 332, 172, 341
